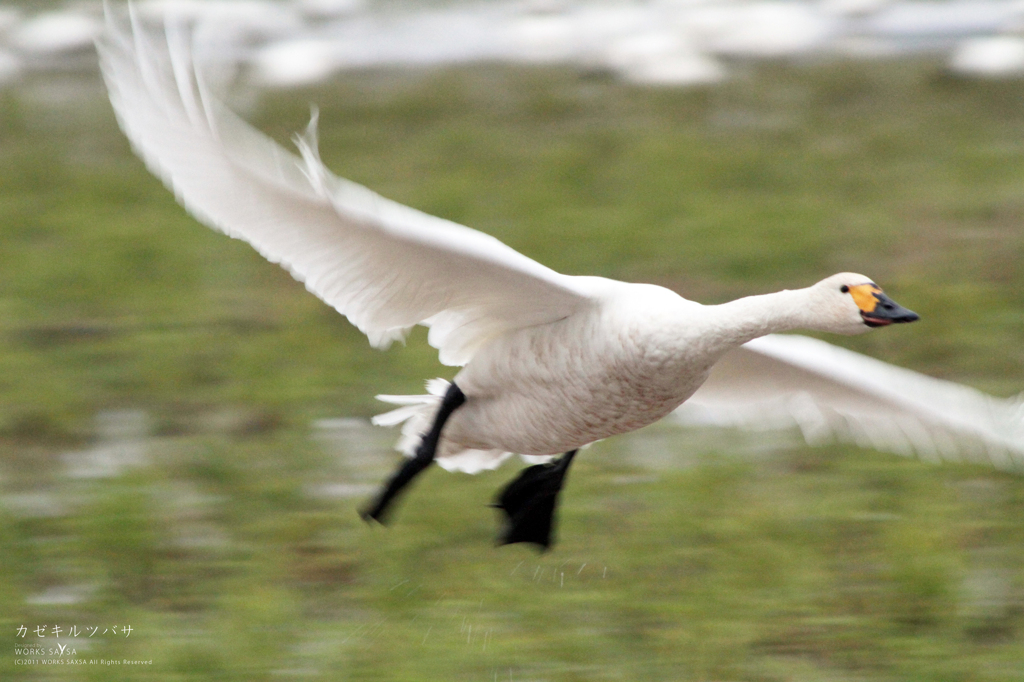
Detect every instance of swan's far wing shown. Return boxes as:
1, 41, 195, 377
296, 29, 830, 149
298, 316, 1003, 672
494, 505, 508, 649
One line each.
678, 334, 1024, 471
97, 11, 590, 366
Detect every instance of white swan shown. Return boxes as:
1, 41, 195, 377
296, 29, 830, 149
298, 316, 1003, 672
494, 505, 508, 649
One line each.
96, 9, 919, 549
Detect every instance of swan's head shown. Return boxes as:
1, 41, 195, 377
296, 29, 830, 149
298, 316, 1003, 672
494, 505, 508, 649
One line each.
810, 273, 919, 335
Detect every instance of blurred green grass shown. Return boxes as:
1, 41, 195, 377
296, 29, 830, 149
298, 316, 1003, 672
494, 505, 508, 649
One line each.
2, 58, 1024, 680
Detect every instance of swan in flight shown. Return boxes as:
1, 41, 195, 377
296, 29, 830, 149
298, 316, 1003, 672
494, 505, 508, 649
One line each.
96, 8, 920, 550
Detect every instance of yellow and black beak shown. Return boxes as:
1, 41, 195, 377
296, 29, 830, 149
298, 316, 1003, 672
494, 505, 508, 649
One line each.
846, 284, 920, 328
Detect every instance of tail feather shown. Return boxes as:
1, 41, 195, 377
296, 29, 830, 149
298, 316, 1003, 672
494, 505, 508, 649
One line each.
373, 378, 515, 474
370, 404, 425, 428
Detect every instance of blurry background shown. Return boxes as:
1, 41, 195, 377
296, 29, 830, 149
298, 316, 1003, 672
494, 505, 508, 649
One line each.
2, 0, 1024, 680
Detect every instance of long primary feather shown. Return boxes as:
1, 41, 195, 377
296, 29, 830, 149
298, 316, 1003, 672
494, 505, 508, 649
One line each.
679, 334, 1024, 471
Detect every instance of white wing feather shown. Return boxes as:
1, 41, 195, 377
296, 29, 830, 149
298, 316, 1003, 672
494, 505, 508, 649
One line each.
96, 9, 590, 366
678, 334, 1024, 471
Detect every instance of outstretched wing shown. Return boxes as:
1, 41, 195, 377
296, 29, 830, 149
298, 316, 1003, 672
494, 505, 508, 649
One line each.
96, 9, 591, 366
678, 334, 1024, 471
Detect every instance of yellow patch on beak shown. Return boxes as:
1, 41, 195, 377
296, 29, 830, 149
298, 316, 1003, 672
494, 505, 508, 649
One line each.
848, 283, 883, 313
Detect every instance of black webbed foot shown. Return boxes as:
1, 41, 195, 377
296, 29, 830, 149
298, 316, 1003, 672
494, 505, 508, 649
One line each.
493, 450, 577, 551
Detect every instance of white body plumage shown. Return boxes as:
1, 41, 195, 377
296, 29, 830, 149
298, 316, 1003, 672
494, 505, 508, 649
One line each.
443, 280, 710, 460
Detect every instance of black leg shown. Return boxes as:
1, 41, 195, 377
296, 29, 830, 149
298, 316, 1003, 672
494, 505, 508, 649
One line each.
493, 449, 577, 551
360, 382, 466, 524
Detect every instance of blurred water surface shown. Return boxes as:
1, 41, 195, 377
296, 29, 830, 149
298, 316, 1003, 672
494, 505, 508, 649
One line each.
6, 0, 1024, 87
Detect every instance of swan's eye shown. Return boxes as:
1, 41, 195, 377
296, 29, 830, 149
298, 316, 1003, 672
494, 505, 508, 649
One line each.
840, 285, 849, 293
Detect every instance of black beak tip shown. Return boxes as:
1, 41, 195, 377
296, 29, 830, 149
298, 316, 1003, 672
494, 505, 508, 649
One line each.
898, 310, 920, 324
861, 305, 919, 327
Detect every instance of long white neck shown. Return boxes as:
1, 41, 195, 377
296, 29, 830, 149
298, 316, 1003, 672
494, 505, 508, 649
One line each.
699, 287, 822, 353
